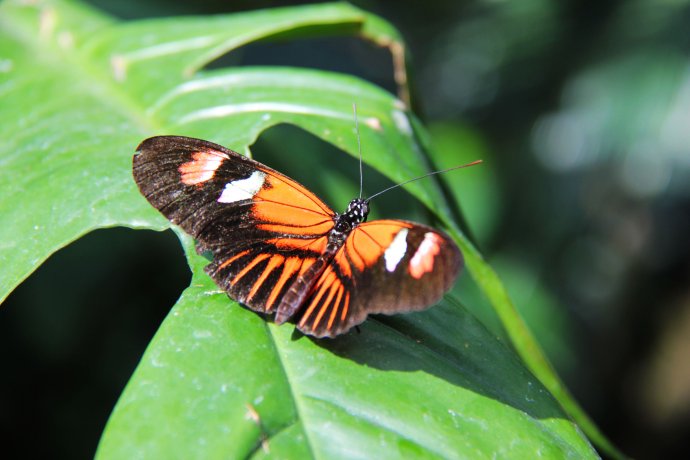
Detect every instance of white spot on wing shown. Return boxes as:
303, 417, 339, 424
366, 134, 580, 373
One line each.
409, 232, 442, 279
384, 228, 409, 272
179, 151, 226, 185
218, 170, 266, 203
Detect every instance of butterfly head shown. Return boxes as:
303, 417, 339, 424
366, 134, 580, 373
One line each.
345, 198, 369, 223
334, 198, 369, 235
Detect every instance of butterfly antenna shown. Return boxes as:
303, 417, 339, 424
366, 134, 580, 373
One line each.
366, 160, 483, 202
353, 103, 364, 199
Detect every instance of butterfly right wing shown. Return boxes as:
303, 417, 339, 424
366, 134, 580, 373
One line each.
133, 135, 336, 314
296, 220, 462, 338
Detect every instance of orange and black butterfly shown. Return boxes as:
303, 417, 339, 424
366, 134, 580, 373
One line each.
133, 135, 473, 338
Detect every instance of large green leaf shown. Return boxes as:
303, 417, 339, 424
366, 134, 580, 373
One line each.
0, 0, 604, 458
99, 233, 595, 459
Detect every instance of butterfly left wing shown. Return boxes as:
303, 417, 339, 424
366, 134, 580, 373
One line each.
296, 220, 462, 338
133, 135, 337, 315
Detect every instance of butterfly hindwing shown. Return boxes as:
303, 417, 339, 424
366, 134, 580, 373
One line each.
133, 136, 336, 314
297, 220, 462, 337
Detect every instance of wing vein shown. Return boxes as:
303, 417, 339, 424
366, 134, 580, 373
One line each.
259, 168, 334, 217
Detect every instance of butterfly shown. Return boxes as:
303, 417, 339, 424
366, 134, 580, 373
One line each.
133, 135, 475, 338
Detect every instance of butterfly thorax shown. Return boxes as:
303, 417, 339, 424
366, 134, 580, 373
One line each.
329, 198, 369, 247
275, 198, 369, 324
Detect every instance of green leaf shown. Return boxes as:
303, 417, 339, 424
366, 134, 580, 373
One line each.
0, 0, 605, 458
99, 233, 596, 459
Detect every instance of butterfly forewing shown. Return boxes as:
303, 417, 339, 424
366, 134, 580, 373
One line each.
133, 136, 335, 314
297, 220, 462, 337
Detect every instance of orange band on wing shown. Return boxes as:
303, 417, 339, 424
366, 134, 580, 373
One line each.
251, 171, 334, 235
254, 203, 333, 235
218, 249, 250, 270
299, 269, 336, 328
266, 235, 328, 253
257, 168, 333, 214
346, 221, 412, 270
265, 256, 311, 310
333, 249, 352, 278
232, 253, 270, 285
327, 284, 345, 331
246, 254, 284, 302
340, 291, 350, 322
311, 273, 339, 330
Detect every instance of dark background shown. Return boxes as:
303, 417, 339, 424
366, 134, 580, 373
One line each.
2, 1, 690, 458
